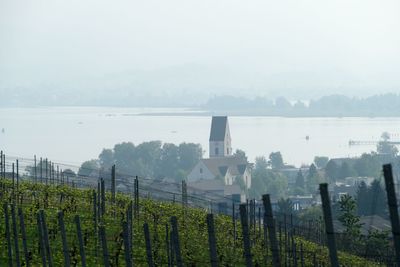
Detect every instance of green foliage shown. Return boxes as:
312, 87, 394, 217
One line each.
353, 153, 381, 178
295, 170, 305, 189
0, 179, 380, 266
325, 160, 339, 183
96, 141, 203, 180
77, 159, 99, 177
249, 157, 288, 199
268, 151, 284, 169
357, 179, 387, 217
337, 195, 363, 250
338, 162, 356, 180
306, 164, 322, 193
314, 156, 329, 169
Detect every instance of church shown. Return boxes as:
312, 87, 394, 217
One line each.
187, 116, 252, 200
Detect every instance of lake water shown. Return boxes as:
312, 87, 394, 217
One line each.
1, 107, 399, 168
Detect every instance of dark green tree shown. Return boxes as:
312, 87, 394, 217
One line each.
78, 159, 99, 177
337, 195, 363, 250
234, 149, 248, 162
367, 179, 386, 216
353, 153, 380, 177
295, 170, 305, 189
268, 151, 284, 169
306, 163, 321, 193
356, 181, 369, 216
178, 143, 203, 171
314, 156, 329, 169
325, 160, 339, 183
99, 148, 114, 170
338, 162, 356, 180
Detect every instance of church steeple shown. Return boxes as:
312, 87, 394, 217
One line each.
209, 116, 232, 158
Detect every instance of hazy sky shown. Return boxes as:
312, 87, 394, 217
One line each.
1, 0, 400, 98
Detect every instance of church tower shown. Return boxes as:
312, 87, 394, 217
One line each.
209, 116, 232, 158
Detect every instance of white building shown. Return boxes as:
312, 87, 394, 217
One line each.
187, 116, 252, 192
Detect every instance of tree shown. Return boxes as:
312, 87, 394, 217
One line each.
99, 149, 114, 170
353, 153, 380, 178
337, 195, 363, 250
277, 198, 293, 219
338, 162, 355, 180
306, 163, 321, 193
314, 156, 329, 169
356, 181, 369, 216
234, 149, 248, 162
325, 160, 339, 183
78, 159, 99, 177
178, 143, 203, 171
295, 170, 305, 189
268, 151, 284, 169
367, 179, 386, 216
157, 143, 179, 179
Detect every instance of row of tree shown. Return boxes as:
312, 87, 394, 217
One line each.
78, 141, 203, 181
205, 93, 400, 116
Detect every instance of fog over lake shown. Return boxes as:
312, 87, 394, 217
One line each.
0, 107, 397, 168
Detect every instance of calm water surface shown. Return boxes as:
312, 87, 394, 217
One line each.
1, 107, 399, 167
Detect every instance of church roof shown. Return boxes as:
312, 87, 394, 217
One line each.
209, 116, 228, 141
201, 156, 249, 177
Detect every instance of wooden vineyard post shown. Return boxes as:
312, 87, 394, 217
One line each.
0, 150, 2, 179
111, 164, 116, 203
18, 207, 30, 267
319, 183, 339, 267
99, 226, 110, 267
97, 181, 101, 221
239, 203, 253, 267
57, 211, 71, 267
16, 159, 19, 192
92, 190, 97, 233
34, 155, 37, 182
40, 210, 53, 267
11, 204, 21, 267
74, 215, 87, 267
206, 213, 218, 267
170, 216, 183, 267
36, 212, 47, 267
262, 194, 280, 267
165, 224, 171, 267
383, 164, 400, 266
4, 203, 13, 267
101, 178, 106, 217
122, 221, 133, 267
128, 200, 133, 256
144, 222, 155, 267
134, 176, 139, 221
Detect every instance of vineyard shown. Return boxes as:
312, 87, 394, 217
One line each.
0, 153, 395, 266
0, 180, 386, 266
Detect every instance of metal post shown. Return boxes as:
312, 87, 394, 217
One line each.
383, 164, 400, 266
319, 183, 339, 267
34, 155, 37, 182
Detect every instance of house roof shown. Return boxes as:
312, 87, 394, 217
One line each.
201, 156, 249, 177
209, 116, 228, 141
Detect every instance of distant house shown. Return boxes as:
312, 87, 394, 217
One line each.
187, 116, 252, 200
188, 156, 251, 188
